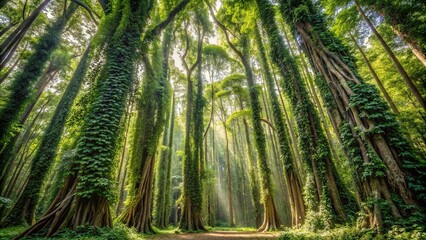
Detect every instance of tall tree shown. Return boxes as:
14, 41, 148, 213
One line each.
154, 91, 176, 228
121, 2, 190, 229
179, 9, 207, 230
16, 0, 154, 237
254, 24, 305, 227
119, 4, 181, 228
0, 46, 91, 227
0, 3, 76, 174
121, 40, 170, 233
279, 0, 426, 229
256, 0, 357, 228
208, 2, 282, 231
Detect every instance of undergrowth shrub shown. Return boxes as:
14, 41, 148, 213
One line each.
280, 225, 426, 240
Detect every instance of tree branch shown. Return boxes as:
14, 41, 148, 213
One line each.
261, 119, 276, 131
181, 21, 190, 75
206, 1, 247, 68
22, 0, 28, 21
71, 0, 99, 25
143, 0, 191, 43
189, 27, 205, 75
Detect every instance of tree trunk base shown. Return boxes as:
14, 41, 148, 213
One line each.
179, 199, 206, 232
258, 195, 282, 232
15, 177, 112, 239
121, 155, 156, 234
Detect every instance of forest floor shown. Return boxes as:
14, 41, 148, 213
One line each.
1, 225, 425, 239
0, 226, 280, 240
147, 230, 279, 239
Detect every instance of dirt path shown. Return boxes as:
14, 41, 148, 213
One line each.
149, 231, 280, 240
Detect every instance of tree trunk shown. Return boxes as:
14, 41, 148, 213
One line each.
115, 92, 134, 215
122, 154, 156, 233
116, 156, 129, 217
179, 23, 206, 232
20, 64, 59, 124
273, 74, 303, 176
222, 120, 234, 227
208, 117, 217, 226
0, 56, 20, 85
391, 27, 426, 67
280, 0, 426, 229
0, 2, 75, 168
0, 22, 16, 38
1, 47, 90, 227
362, 2, 426, 67
116, 92, 134, 189
255, 25, 305, 227
242, 118, 263, 227
122, 41, 171, 233
153, 113, 170, 228
164, 92, 176, 227
282, 26, 343, 166
258, 0, 355, 227
18, 1, 153, 236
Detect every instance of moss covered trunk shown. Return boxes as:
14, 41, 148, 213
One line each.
122, 37, 171, 235
163, 92, 176, 228
1, 46, 91, 227
16, 1, 153, 237
242, 118, 263, 227
257, 0, 357, 227
0, 2, 76, 183
254, 25, 305, 227
280, 0, 426, 229
153, 103, 172, 228
179, 23, 206, 231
